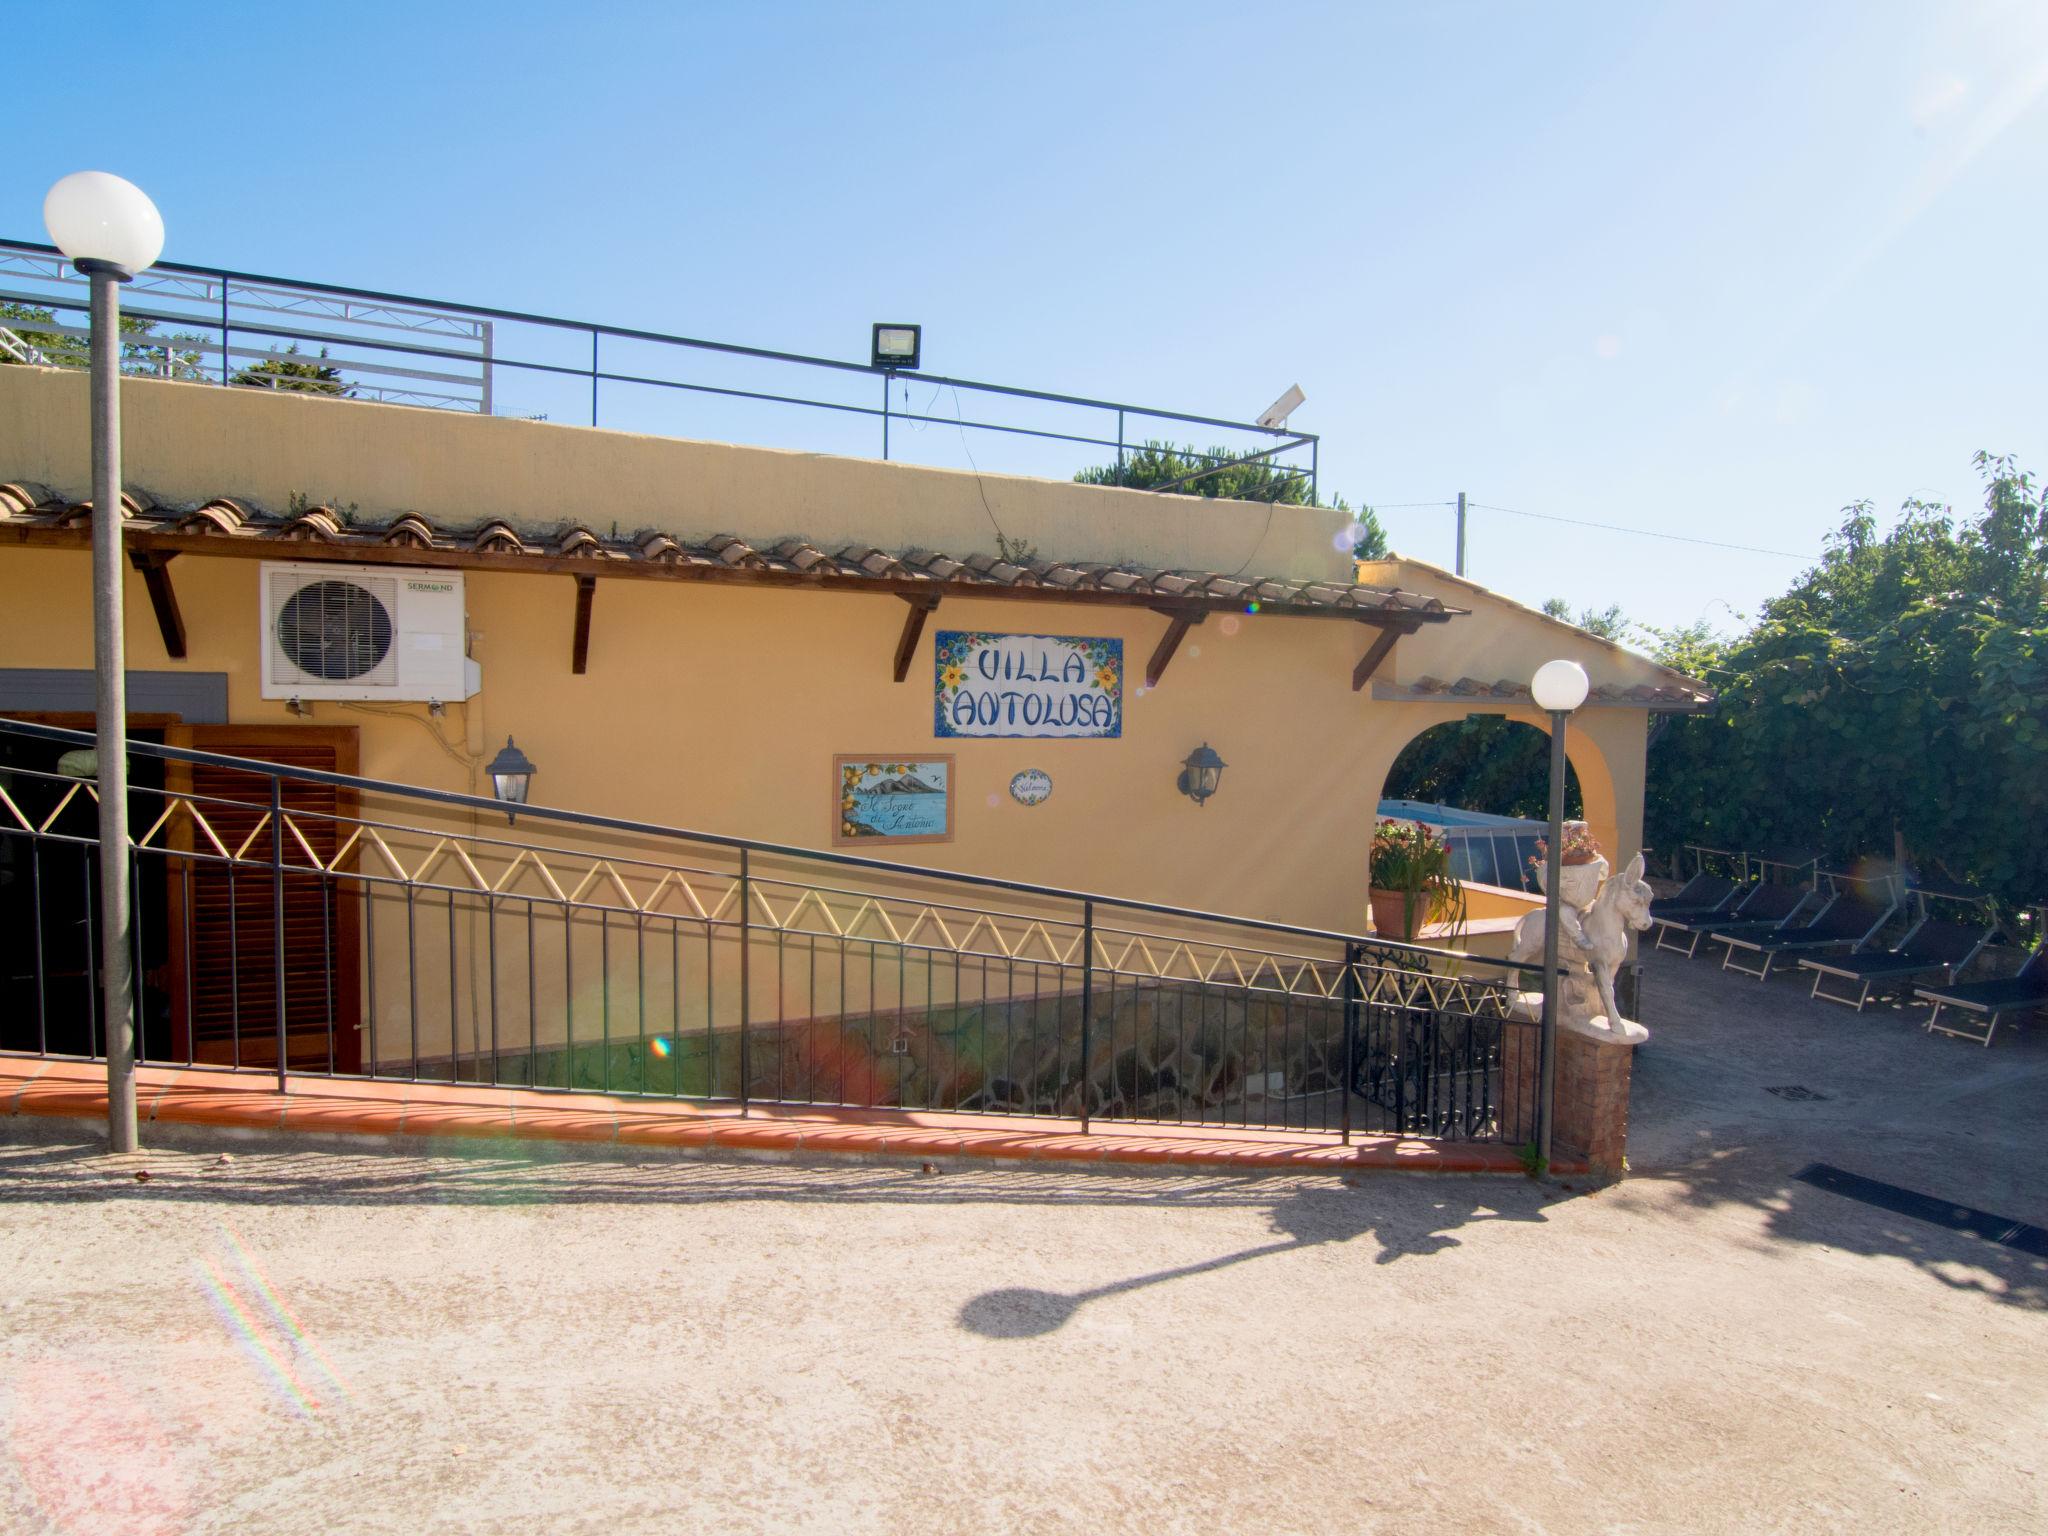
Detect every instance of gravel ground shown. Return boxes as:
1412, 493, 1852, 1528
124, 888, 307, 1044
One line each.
2, 946, 2044, 1534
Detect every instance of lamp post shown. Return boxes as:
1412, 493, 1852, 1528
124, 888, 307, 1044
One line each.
43, 172, 165, 1156
1530, 657, 1590, 1171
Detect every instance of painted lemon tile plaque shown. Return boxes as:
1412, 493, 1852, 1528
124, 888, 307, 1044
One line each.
834, 756, 954, 846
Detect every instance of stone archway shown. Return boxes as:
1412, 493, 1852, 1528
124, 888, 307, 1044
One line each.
1362, 705, 1631, 929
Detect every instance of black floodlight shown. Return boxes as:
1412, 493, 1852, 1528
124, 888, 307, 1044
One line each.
871, 323, 921, 371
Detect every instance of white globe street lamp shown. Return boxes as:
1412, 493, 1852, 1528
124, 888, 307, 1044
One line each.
1531, 657, 1590, 1171
44, 170, 164, 1155
43, 171, 166, 277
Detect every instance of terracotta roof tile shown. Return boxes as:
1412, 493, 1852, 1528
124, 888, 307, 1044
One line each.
0, 483, 1473, 629
278, 507, 341, 542
1392, 671, 1709, 710
383, 514, 436, 548
471, 520, 527, 556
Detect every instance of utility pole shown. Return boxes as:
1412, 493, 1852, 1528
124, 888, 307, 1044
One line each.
1455, 491, 1467, 576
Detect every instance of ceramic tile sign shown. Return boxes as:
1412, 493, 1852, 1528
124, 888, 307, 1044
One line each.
834, 756, 953, 846
934, 631, 1122, 739
1009, 768, 1052, 806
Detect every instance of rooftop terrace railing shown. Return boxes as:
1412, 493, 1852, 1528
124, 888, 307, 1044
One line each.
0, 718, 1533, 1143
0, 237, 1318, 498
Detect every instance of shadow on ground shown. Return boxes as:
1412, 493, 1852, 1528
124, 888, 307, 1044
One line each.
1617, 945, 2048, 1311
6, 946, 2044, 1324
957, 1181, 1547, 1336
0, 1123, 1573, 1338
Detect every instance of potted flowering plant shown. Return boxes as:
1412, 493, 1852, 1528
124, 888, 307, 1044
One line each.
1370, 819, 1468, 942
1530, 822, 1606, 908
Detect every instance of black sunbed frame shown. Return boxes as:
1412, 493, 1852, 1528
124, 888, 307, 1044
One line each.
1916, 944, 2048, 1047
1715, 890, 1897, 981
1798, 915, 1998, 1011
1652, 882, 1790, 958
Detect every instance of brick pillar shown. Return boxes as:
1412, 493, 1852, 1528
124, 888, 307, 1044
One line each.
1552, 1028, 1635, 1177
1498, 1003, 1637, 1178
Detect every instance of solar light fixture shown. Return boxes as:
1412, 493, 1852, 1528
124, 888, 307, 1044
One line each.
871, 323, 921, 371
487, 737, 536, 822
1256, 383, 1305, 430
1177, 743, 1227, 807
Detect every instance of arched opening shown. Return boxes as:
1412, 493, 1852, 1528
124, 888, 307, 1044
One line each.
1377, 714, 1609, 895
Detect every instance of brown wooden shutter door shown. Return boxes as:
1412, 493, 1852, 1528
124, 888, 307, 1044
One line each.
165, 725, 362, 1073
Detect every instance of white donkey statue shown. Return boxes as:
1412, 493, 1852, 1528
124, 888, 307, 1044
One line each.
1510, 853, 1656, 1030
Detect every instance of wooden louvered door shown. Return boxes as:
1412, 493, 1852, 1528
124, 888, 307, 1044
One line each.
165, 726, 361, 1073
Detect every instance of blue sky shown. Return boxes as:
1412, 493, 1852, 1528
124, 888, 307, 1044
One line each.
8, 1, 2046, 632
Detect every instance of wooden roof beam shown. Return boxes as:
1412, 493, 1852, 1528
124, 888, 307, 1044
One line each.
1144, 606, 1206, 688
892, 592, 941, 682
129, 550, 187, 660
1351, 623, 1413, 692
571, 574, 596, 674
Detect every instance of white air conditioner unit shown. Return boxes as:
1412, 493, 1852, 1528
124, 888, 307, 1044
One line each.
259, 562, 482, 702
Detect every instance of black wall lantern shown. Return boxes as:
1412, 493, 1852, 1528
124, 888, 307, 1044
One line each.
1177, 743, 1226, 808
486, 737, 536, 823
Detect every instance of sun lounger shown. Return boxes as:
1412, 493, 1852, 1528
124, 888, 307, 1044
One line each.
1716, 888, 1896, 981
1652, 880, 1768, 957
1665, 882, 1814, 959
1799, 916, 1997, 1011
1916, 943, 2048, 1047
1650, 873, 1734, 922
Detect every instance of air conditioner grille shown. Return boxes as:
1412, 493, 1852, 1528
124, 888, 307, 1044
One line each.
269, 574, 399, 685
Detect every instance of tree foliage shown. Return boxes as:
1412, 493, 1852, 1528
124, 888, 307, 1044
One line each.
1074, 439, 1388, 559
1541, 597, 1630, 641
1645, 454, 2048, 903
1383, 717, 1585, 822
231, 343, 353, 395
0, 301, 208, 379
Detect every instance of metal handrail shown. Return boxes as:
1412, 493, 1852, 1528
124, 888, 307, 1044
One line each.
0, 716, 1533, 974
0, 237, 1319, 493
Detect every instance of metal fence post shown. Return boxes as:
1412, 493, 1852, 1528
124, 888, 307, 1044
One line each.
271, 773, 288, 1094
1079, 899, 1094, 1133
1394, 1000, 1407, 1133
881, 372, 891, 459
1340, 941, 1359, 1144
590, 329, 600, 427
737, 846, 751, 1116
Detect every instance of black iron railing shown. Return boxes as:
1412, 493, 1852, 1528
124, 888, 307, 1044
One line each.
0, 718, 1532, 1141
0, 238, 1317, 497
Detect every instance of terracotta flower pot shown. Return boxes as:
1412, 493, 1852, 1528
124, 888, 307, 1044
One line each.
1370, 888, 1432, 940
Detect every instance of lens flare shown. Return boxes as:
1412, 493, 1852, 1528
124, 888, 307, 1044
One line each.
195, 1223, 355, 1419
1219, 615, 1241, 636
649, 1036, 673, 1058
1246, 599, 1261, 614
197, 1258, 322, 1416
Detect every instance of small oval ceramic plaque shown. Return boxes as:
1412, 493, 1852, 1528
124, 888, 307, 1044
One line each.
1009, 768, 1052, 806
